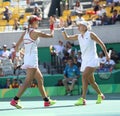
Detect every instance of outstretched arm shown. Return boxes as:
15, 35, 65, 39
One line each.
15, 31, 25, 52
91, 32, 110, 61
37, 30, 54, 38
61, 28, 78, 41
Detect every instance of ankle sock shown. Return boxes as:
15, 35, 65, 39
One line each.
43, 97, 49, 102
14, 96, 19, 100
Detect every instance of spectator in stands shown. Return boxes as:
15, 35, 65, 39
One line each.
0, 64, 3, 76
69, 47, 77, 58
53, 15, 60, 28
62, 51, 70, 67
110, 2, 115, 13
50, 40, 65, 67
65, 41, 73, 54
96, 4, 107, 25
10, 42, 16, 62
98, 51, 106, 68
49, 16, 55, 33
111, 48, 120, 63
109, 9, 120, 24
63, 57, 80, 96
32, 3, 42, 19
93, 1, 100, 14
101, 12, 111, 25
65, 41, 77, 55
31, 79, 37, 88
106, 0, 113, 5
0, 46, 3, 57
1, 6, 12, 22
98, 50, 116, 70
11, 78, 19, 88
13, 50, 23, 75
74, 0, 83, 14
52, 40, 65, 58
66, 15, 73, 27
18, 79, 23, 88
4, 78, 12, 88
73, 56, 81, 69
76, 50, 82, 65
1, 45, 10, 59
105, 58, 116, 69
113, 0, 120, 6
13, 18, 20, 31
75, 12, 85, 22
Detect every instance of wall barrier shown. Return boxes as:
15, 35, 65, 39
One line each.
0, 69, 120, 98
0, 84, 120, 98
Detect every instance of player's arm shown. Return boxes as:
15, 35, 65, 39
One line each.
91, 32, 110, 61
37, 30, 54, 38
61, 28, 78, 41
15, 31, 25, 51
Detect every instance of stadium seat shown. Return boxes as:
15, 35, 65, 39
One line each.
8, 19, 14, 26
0, 20, 7, 26
2, 1, 10, 7
0, 26, 5, 32
82, 14, 90, 21
71, 15, 78, 21
12, 13, 19, 19
63, 10, 71, 16
0, 1, 2, 7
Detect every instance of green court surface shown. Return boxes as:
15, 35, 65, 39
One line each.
0, 93, 120, 116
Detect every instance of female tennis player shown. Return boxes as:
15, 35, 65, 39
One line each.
10, 15, 56, 108
61, 21, 110, 105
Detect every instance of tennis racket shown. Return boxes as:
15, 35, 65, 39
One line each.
97, 50, 113, 80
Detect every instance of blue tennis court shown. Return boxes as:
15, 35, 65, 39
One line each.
0, 93, 120, 116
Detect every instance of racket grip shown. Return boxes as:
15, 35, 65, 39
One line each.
108, 50, 112, 58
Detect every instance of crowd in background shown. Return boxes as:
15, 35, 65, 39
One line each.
50, 40, 120, 71
0, 0, 120, 32
47, 0, 120, 29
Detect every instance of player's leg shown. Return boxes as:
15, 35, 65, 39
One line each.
88, 72, 105, 104
10, 68, 36, 108
75, 67, 92, 105
88, 73, 102, 94
34, 68, 56, 107
16, 68, 36, 97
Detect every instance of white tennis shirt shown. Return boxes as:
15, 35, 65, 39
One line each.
78, 31, 100, 72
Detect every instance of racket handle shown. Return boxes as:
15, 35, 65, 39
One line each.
108, 50, 112, 58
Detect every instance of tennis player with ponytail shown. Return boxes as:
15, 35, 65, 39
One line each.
10, 15, 56, 108
61, 21, 110, 105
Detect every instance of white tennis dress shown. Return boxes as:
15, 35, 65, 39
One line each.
78, 31, 100, 72
21, 28, 40, 69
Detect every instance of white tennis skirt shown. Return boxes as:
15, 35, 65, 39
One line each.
80, 57, 100, 72
21, 54, 38, 69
